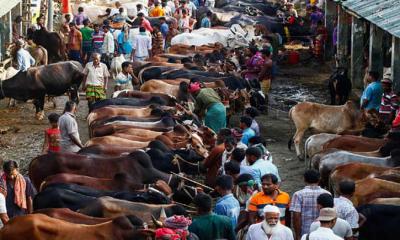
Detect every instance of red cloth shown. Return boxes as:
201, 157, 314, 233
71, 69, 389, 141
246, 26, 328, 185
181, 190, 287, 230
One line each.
62, 0, 70, 14
46, 128, 61, 152
1, 173, 27, 209
392, 111, 400, 128
141, 19, 154, 32
155, 228, 181, 240
189, 82, 201, 93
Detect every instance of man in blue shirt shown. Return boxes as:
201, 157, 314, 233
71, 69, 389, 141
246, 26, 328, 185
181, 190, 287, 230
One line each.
200, 10, 212, 28
361, 71, 383, 111
15, 39, 35, 72
245, 147, 281, 187
240, 116, 256, 145
214, 175, 240, 228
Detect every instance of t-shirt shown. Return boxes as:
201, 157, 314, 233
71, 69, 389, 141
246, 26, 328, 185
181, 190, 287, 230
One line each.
213, 193, 240, 227
361, 81, 383, 111
160, 22, 169, 38
92, 31, 104, 53
58, 112, 81, 153
310, 218, 352, 238
132, 34, 152, 58
241, 128, 256, 145
83, 62, 110, 86
80, 26, 94, 41
46, 128, 61, 152
0, 193, 6, 228
250, 159, 281, 186
189, 213, 236, 240
200, 17, 211, 28
115, 72, 133, 90
248, 190, 290, 224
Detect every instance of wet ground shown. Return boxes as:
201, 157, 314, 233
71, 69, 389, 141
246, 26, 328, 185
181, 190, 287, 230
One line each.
0, 62, 332, 195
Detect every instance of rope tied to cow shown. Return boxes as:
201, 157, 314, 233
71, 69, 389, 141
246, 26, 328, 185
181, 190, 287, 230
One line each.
171, 154, 201, 174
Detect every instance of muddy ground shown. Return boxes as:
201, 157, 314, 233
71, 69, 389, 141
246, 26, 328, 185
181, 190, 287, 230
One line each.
0, 62, 331, 195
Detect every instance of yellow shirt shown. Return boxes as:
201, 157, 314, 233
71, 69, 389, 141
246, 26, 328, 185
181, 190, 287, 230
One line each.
150, 6, 165, 17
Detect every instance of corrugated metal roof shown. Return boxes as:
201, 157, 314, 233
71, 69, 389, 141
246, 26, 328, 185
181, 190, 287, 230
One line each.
340, 0, 400, 38
0, 0, 21, 17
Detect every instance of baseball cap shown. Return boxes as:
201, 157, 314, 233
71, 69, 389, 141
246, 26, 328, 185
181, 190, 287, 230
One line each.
317, 208, 337, 221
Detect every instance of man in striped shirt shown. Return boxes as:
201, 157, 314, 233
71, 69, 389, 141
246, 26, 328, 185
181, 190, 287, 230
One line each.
379, 77, 399, 125
91, 24, 104, 54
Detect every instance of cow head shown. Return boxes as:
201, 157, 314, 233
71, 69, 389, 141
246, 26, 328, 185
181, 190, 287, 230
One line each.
188, 133, 209, 159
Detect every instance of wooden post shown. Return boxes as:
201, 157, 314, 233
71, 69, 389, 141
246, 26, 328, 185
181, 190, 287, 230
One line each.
350, 16, 364, 88
337, 7, 349, 68
8, 11, 13, 43
324, 0, 337, 60
392, 36, 400, 93
47, 0, 53, 31
369, 24, 384, 78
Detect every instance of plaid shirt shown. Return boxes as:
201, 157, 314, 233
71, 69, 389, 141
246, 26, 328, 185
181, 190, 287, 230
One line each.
290, 185, 330, 235
334, 196, 359, 229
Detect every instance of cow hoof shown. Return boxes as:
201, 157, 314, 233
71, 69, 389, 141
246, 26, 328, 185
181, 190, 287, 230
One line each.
36, 112, 45, 120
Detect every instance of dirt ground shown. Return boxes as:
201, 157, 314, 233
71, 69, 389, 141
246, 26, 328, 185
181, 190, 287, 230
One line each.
0, 62, 332, 195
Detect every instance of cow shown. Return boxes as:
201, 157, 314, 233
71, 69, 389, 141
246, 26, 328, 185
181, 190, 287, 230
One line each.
289, 101, 368, 159
322, 135, 385, 153
78, 145, 139, 156
29, 28, 66, 63
34, 183, 170, 211
86, 136, 150, 148
112, 90, 178, 106
28, 151, 180, 191
303, 133, 339, 160
328, 68, 352, 105
0, 213, 150, 240
369, 198, 400, 206
356, 204, 400, 240
318, 149, 400, 188
140, 80, 192, 102
35, 208, 113, 225
353, 178, 400, 206
89, 97, 167, 112
110, 54, 126, 79
79, 196, 187, 224
0, 61, 83, 119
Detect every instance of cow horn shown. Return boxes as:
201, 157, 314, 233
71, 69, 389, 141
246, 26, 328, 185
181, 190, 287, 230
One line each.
159, 207, 167, 221
151, 215, 163, 228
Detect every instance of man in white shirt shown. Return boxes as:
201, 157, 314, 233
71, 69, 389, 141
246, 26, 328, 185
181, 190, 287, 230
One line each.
101, 25, 115, 68
131, 27, 152, 61
310, 193, 352, 240
334, 180, 359, 231
15, 39, 35, 72
58, 101, 84, 153
302, 208, 344, 240
247, 205, 294, 240
0, 191, 9, 228
83, 53, 110, 107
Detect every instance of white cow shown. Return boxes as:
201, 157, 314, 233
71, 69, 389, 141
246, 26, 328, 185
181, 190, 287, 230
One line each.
110, 54, 126, 79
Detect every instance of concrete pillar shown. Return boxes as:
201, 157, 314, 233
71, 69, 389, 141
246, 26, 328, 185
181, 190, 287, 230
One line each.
350, 16, 364, 88
337, 7, 349, 68
325, 0, 336, 59
392, 36, 400, 92
8, 11, 12, 43
369, 24, 384, 78
47, 0, 54, 31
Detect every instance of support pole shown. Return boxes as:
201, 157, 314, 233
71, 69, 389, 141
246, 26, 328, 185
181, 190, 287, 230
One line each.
47, 0, 54, 31
324, 0, 336, 60
350, 16, 364, 88
337, 7, 349, 68
392, 36, 400, 93
369, 24, 383, 78
8, 11, 13, 43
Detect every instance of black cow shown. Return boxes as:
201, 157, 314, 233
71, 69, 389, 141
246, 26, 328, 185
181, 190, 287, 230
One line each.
357, 204, 400, 240
89, 97, 167, 112
34, 183, 170, 211
0, 61, 83, 119
328, 68, 352, 105
28, 28, 66, 63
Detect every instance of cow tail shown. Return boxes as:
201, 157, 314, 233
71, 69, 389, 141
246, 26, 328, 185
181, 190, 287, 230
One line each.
304, 137, 311, 169
288, 107, 294, 150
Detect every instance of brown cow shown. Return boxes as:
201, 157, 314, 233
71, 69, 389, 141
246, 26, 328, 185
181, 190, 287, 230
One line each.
85, 136, 150, 148
79, 196, 187, 224
78, 145, 138, 156
353, 178, 400, 206
369, 198, 400, 206
140, 80, 189, 101
29, 151, 179, 191
35, 208, 112, 225
322, 135, 385, 152
289, 101, 368, 159
0, 214, 150, 240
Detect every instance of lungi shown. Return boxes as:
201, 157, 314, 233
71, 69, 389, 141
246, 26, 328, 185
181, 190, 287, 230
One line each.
86, 85, 106, 102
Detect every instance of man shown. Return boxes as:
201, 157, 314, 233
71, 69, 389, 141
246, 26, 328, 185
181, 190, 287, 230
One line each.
58, 101, 84, 152
246, 147, 280, 186
80, 19, 93, 63
83, 53, 110, 107
178, 9, 191, 33
15, 39, 35, 72
290, 169, 330, 240
150, 2, 165, 17
162, 1, 172, 16
131, 27, 152, 61
12, 16, 22, 42
136, 4, 149, 16
186, 0, 197, 18
379, 77, 398, 125
115, 61, 136, 91
92, 24, 104, 54
0, 161, 35, 219
189, 193, 236, 240
74, 6, 90, 26
310, 194, 352, 240
137, 12, 153, 32
301, 208, 343, 240
232, 173, 258, 210
259, 48, 273, 96
361, 71, 383, 111
189, 82, 226, 133
200, 11, 212, 28
101, 25, 114, 68
67, 22, 83, 62
240, 116, 256, 145
152, 24, 164, 55
247, 205, 294, 240
334, 181, 359, 232
160, 17, 169, 48
174, 0, 190, 18
214, 175, 240, 227
247, 174, 290, 225
0, 186, 8, 228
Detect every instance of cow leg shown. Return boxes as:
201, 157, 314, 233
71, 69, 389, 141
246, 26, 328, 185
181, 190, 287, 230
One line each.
293, 129, 305, 160
34, 97, 45, 120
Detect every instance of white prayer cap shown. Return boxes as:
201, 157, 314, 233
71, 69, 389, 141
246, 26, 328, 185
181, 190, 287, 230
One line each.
263, 205, 280, 215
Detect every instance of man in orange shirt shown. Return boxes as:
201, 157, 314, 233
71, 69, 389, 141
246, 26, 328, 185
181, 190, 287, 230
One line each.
67, 22, 83, 62
150, 2, 165, 17
247, 174, 291, 226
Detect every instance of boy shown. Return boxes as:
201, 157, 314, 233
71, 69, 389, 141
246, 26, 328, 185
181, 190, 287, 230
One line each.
42, 113, 61, 153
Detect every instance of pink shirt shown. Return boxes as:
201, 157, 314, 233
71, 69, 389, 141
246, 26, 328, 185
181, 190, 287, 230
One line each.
141, 19, 153, 32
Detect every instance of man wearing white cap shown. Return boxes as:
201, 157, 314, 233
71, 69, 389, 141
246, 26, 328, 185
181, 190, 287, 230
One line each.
246, 205, 294, 240
301, 208, 343, 240
15, 39, 35, 72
